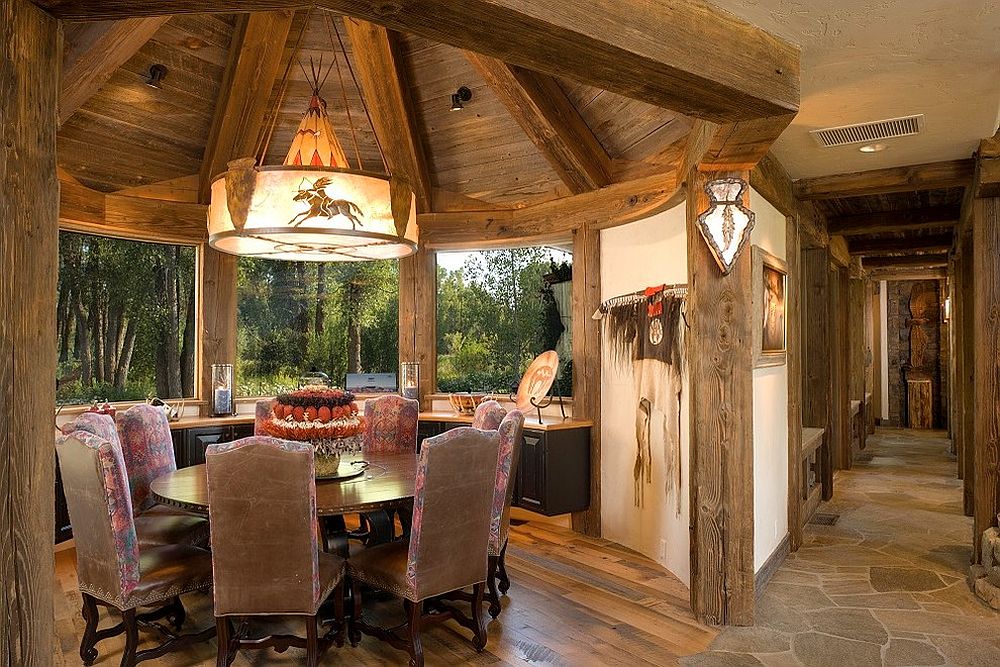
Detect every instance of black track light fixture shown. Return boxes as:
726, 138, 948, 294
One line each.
451, 86, 472, 111
146, 63, 168, 89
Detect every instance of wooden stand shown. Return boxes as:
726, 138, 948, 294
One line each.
907, 378, 932, 429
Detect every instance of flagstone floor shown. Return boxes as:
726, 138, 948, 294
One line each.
683, 427, 1000, 667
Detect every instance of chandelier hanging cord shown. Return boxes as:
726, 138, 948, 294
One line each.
256, 6, 313, 165
324, 12, 365, 171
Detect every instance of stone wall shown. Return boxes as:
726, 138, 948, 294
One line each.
886, 280, 944, 428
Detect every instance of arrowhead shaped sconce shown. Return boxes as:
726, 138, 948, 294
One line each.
695, 177, 756, 275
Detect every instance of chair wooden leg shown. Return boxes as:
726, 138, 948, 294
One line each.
487, 555, 502, 619
332, 580, 345, 647
349, 580, 363, 647
403, 599, 424, 667
215, 617, 232, 667
119, 609, 139, 667
497, 540, 511, 594
80, 593, 100, 665
166, 596, 186, 630
471, 583, 488, 651
306, 616, 320, 667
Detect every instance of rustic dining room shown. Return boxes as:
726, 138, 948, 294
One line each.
4, 1, 1000, 666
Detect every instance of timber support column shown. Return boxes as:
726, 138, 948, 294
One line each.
200, 249, 237, 415
1, 0, 59, 659
398, 246, 437, 409
571, 222, 602, 537
687, 169, 755, 626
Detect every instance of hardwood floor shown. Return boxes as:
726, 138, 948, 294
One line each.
52, 522, 715, 665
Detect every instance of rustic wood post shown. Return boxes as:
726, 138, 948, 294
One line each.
958, 227, 976, 516
398, 246, 437, 409
786, 215, 803, 551
200, 249, 237, 414
570, 222, 602, 537
687, 168, 754, 626
801, 247, 833, 499
1, 0, 59, 660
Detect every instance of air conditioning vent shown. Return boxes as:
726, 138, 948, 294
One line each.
810, 115, 924, 148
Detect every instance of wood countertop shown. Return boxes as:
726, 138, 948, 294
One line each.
165, 411, 593, 432
167, 414, 254, 430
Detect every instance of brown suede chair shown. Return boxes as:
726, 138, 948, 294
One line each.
56, 430, 215, 667
348, 427, 501, 666
487, 409, 525, 617
206, 436, 346, 666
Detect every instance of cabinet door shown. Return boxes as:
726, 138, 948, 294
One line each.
515, 433, 546, 512
231, 423, 254, 441
184, 427, 230, 467
171, 429, 187, 468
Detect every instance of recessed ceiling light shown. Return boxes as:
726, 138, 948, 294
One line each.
859, 142, 888, 153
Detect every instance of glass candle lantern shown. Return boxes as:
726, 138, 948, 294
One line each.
400, 362, 420, 400
211, 364, 235, 416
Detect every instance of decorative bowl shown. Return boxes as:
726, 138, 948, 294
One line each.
448, 392, 492, 415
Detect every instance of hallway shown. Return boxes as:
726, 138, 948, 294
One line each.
684, 428, 1000, 667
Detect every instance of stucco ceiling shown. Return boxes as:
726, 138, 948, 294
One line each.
713, 0, 1000, 179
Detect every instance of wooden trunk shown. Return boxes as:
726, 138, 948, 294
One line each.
1, 0, 59, 660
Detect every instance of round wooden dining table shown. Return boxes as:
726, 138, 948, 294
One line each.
150, 451, 418, 516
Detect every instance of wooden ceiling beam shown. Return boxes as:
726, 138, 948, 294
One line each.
862, 253, 949, 270
37, 0, 800, 125
701, 113, 797, 170
867, 268, 948, 281
342, 18, 431, 212
465, 52, 611, 194
793, 159, 975, 200
848, 233, 954, 256
198, 10, 293, 203
59, 17, 168, 125
827, 204, 961, 236
419, 169, 684, 248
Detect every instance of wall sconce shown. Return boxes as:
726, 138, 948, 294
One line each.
451, 86, 472, 111
146, 63, 168, 88
943, 296, 952, 322
695, 177, 756, 275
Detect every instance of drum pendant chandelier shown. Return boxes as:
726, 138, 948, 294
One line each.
207, 16, 417, 262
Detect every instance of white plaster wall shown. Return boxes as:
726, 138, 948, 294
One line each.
750, 188, 790, 573
600, 204, 690, 585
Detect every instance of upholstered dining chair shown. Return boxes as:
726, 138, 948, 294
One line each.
348, 427, 501, 667
471, 399, 507, 431
205, 436, 346, 667
362, 394, 420, 453
486, 410, 525, 617
117, 404, 210, 547
56, 430, 215, 667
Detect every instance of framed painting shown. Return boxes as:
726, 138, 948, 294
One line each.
752, 245, 788, 368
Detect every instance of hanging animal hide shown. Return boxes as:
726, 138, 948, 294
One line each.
601, 289, 685, 513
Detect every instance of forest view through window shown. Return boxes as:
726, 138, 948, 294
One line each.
437, 247, 573, 394
237, 259, 399, 396
56, 232, 197, 405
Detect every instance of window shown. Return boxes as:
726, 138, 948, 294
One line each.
56, 232, 197, 405
436, 247, 573, 394
237, 259, 399, 396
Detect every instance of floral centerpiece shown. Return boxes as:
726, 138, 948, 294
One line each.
259, 385, 364, 477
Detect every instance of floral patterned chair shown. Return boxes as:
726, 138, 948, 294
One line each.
117, 404, 210, 547
487, 409, 525, 617
362, 394, 420, 453
348, 427, 501, 667
206, 436, 346, 665
56, 430, 215, 666
471, 399, 507, 431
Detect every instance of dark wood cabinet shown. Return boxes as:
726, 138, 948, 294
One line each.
55, 453, 73, 544
175, 423, 255, 469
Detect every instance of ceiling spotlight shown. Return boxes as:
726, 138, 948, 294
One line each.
146, 63, 168, 89
451, 86, 472, 111
859, 142, 887, 153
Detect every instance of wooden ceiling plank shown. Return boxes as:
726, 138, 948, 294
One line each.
465, 51, 611, 194
794, 159, 975, 200
198, 10, 294, 203
827, 203, 960, 236
38, 0, 800, 124
862, 253, 949, 270
342, 18, 432, 212
60, 17, 169, 125
848, 233, 954, 256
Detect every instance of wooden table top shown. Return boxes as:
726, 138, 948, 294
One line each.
150, 451, 418, 516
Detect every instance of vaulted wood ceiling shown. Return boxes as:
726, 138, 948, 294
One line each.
57, 11, 692, 209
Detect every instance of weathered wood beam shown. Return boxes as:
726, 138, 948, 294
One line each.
2, 1, 58, 660
866, 268, 948, 281
827, 204, 960, 236
37, 0, 801, 125
397, 247, 437, 407
342, 19, 431, 212
793, 159, 975, 200
465, 52, 611, 194
848, 233, 953, 256
418, 170, 684, 248
862, 253, 949, 270
59, 17, 168, 125
198, 10, 293, 203
687, 167, 755, 626
702, 112, 797, 170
